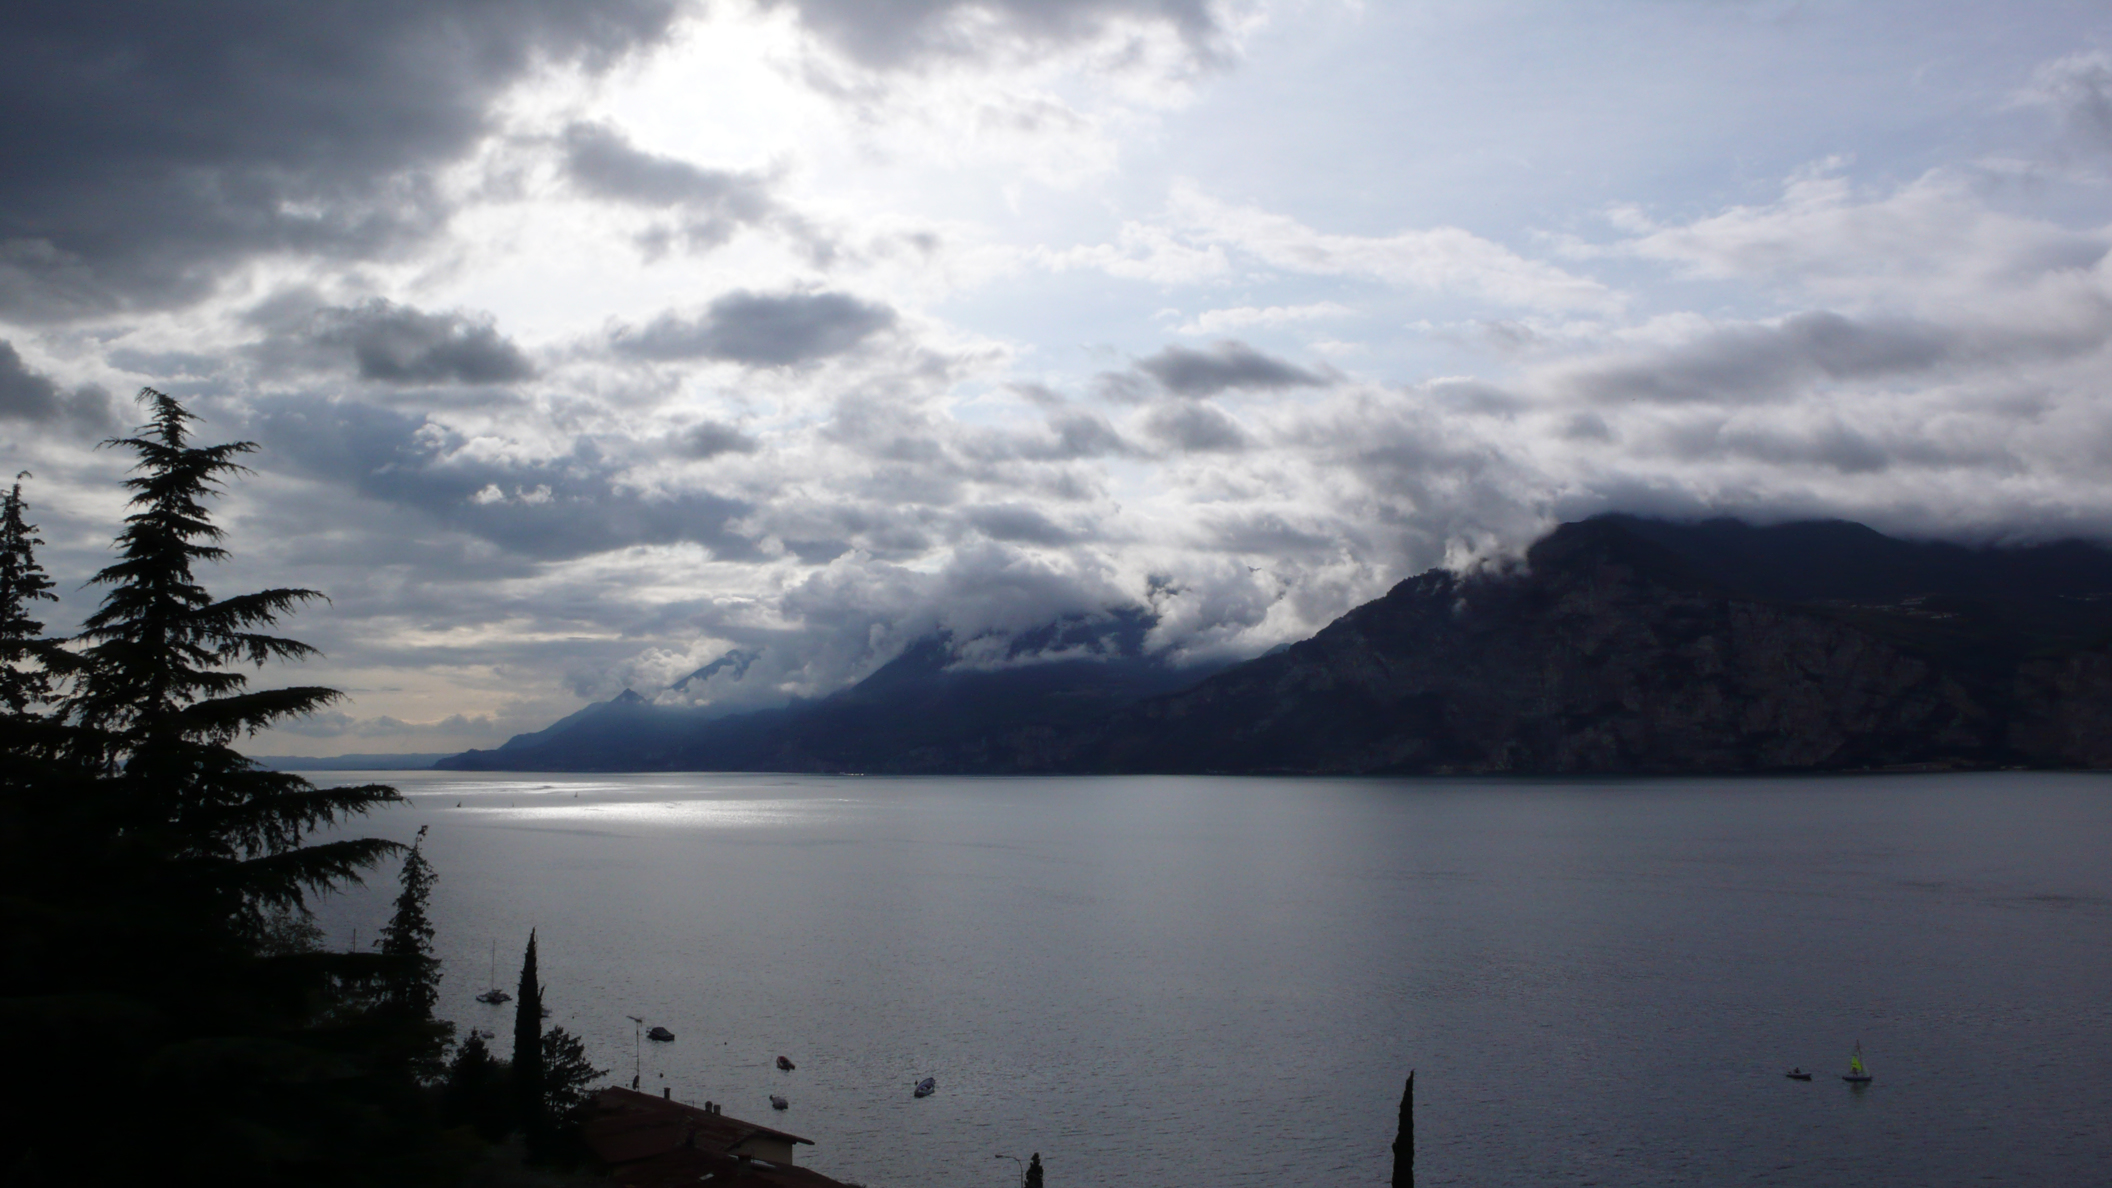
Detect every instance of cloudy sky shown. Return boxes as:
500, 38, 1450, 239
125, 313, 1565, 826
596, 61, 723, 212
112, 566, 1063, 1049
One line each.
6, 0, 2112, 755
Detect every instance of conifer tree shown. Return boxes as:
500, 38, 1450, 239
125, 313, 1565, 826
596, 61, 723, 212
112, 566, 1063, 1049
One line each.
2, 390, 451, 1182
0, 471, 67, 717
512, 929, 546, 1140
540, 1026, 606, 1133
67, 389, 401, 929
378, 824, 454, 1079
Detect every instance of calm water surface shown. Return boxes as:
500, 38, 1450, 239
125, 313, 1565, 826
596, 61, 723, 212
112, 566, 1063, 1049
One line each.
308, 772, 2112, 1187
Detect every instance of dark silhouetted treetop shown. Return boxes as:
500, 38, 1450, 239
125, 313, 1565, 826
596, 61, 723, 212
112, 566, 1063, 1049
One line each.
541, 1025, 606, 1132
65, 387, 402, 916
0, 471, 76, 717
513, 929, 546, 1139
0, 388, 466, 1184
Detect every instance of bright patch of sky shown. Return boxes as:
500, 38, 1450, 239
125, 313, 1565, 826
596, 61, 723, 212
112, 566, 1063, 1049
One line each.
4, 0, 2111, 752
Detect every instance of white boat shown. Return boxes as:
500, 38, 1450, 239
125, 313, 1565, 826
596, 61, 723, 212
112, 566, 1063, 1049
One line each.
475, 940, 512, 1004
1841, 1041, 1873, 1084
913, 1076, 936, 1098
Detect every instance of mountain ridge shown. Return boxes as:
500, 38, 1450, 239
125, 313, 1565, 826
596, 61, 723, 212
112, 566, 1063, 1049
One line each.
437, 516, 2112, 775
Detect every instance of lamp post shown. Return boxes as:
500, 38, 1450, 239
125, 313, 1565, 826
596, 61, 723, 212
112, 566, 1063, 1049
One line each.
994, 1153, 1023, 1188
626, 1016, 644, 1090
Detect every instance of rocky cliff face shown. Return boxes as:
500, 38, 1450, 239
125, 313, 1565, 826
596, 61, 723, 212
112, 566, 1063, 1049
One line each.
1011, 518, 2112, 774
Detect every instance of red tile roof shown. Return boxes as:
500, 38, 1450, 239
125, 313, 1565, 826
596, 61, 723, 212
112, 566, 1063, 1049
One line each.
581, 1088, 853, 1188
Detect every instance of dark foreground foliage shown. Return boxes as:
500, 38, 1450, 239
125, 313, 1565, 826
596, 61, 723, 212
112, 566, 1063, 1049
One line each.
0, 392, 605, 1186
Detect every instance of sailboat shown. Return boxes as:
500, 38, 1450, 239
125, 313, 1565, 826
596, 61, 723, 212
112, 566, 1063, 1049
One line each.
475, 940, 513, 1005
1841, 1041, 1873, 1084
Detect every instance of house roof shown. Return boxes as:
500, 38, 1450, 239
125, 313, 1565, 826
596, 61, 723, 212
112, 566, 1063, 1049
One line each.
582, 1088, 849, 1188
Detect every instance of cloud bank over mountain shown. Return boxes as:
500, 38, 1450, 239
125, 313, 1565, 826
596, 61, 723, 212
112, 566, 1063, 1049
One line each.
5, 0, 2112, 752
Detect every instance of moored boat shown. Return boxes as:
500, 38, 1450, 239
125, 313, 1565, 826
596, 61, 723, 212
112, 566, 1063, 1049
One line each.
476, 940, 513, 1004
777, 1055, 796, 1071
1842, 1042, 1873, 1084
647, 1025, 675, 1042
769, 1094, 789, 1110
913, 1076, 935, 1098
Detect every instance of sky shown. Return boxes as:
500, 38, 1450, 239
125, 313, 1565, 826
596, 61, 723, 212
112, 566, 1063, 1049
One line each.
5, 0, 2112, 755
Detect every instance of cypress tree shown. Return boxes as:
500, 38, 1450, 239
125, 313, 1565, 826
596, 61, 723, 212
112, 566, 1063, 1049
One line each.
512, 930, 546, 1141
1391, 1070, 1414, 1188
1025, 1152, 1043, 1188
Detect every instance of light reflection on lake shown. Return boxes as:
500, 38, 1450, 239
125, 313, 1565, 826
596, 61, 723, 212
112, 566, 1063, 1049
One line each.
307, 771, 2112, 1187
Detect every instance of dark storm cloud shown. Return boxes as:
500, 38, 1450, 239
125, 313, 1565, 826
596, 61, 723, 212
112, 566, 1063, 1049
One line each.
768, 0, 1221, 66
966, 503, 1078, 545
562, 122, 775, 213
1565, 311, 1956, 406
676, 420, 763, 459
315, 300, 535, 385
0, 1, 683, 317
613, 291, 897, 366
561, 122, 783, 252
1029, 410, 1135, 460
1136, 340, 1327, 398
247, 397, 761, 562
0, 341, 111, 430
1143, 401, 1249, 452
1658, 418, 1893, 474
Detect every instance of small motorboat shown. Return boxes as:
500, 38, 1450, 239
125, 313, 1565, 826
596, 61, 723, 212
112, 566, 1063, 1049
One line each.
769, 1094, 789, 1111
1785, 1068, 1812, 1081
647, 1026, 675, 1042
1841, 1041, 1873, 1084
913, 1077, 936, 1098
776, 1055, 796, 1071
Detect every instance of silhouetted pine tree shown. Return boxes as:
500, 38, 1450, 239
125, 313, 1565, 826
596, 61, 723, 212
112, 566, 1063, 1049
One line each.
69, 390, 401, 927
377, 824, 454, 1080
1025, 1152, 1043, 1188
0, 390, 442, 1187
440, 1030, 512, 1141
0, 472, 70, 717
540, 1026, 606, 1134
512, 930, 546, 1143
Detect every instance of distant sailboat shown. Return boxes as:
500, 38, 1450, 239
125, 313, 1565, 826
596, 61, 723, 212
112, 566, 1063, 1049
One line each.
1842, 1041, 1873, 1084
475, 940, 513, 1005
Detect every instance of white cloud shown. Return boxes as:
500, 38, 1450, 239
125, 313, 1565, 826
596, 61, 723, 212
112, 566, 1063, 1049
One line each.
1174, 301, 1353, 335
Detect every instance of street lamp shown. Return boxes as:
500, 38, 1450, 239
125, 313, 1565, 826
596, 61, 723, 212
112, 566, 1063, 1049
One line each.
626, 1016, 644, 1090
994, 1153, 1023, 1188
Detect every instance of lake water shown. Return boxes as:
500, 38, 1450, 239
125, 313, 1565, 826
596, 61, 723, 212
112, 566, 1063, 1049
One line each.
305, 771, 2112, 1187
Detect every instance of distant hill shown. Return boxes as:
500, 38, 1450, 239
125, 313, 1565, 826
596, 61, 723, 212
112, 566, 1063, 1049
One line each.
437, 516, 2112, 775
250, 753, 450, 771
436, 609, 1224, 772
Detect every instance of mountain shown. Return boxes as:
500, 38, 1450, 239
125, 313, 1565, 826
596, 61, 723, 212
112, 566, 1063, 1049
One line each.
249, 752, 451, 771
1006, 516, 2112, 774
437, 516, 2112, 776
435, 609, 1222, 772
